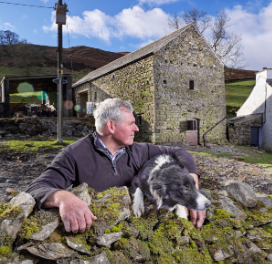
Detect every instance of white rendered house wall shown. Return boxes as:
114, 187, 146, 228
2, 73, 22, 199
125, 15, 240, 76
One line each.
237, 70, 272, 152
261, 84, 272, 152
237, 73, 266, 116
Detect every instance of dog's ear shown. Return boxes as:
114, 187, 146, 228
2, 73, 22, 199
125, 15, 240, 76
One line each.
151, 184, 167, 209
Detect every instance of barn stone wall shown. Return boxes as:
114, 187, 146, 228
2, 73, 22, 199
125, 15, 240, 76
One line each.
153, 26, 226, 144
90, 55, 155, 142
74, 25, 227, 144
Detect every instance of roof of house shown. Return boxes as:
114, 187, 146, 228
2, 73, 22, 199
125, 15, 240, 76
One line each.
227, 113, 263, 125
73, 23, 223, 88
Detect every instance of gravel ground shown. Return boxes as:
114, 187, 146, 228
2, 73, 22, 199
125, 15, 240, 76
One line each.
0, 144, 272, 202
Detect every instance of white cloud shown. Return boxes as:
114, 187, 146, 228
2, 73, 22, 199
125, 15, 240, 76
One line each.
43, 6, 170, 43
21, 15, 28, 20
43, 11, 57, 32
1, 22, 15, 30
225, 2, 272, 70
115, 6, 169, 39
39, 0, 50, 3
138, 0, 179, 5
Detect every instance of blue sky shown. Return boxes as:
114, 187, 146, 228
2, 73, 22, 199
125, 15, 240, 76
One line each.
0, 0, 271, 70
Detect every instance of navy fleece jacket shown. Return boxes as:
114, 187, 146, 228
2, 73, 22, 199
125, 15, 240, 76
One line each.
26, 132, 198, 209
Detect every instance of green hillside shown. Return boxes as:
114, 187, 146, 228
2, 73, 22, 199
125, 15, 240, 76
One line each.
225, 79, 255, 107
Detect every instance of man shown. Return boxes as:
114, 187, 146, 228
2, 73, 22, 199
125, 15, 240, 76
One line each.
26, 98, 205, 233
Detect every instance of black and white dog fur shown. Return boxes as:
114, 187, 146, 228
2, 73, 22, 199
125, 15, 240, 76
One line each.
131, 154, 211, 219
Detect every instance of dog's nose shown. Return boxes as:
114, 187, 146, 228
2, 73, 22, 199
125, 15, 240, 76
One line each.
205, 200, 212, 209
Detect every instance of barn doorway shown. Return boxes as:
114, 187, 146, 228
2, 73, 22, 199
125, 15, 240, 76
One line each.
187, 119, 198, 146
79, 92, 88, 118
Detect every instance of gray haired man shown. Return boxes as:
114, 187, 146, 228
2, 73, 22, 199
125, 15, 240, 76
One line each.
26, 98, 205, 233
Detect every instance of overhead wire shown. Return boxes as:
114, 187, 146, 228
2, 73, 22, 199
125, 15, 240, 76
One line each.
0, 1, 54, 9
64, 0, 74, 81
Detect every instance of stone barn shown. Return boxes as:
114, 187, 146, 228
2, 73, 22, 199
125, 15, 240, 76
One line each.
73, 23, 226, 145
228, 67, 272, 152
0, 73, 73, 117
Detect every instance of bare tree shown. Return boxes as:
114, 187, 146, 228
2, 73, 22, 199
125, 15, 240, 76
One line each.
0, 30, 20, 45
208, 10, 245, 68
168, 13, 183, 31
183, 8, 212, 34
168, 8, 245, 68
0, 30, 22, 56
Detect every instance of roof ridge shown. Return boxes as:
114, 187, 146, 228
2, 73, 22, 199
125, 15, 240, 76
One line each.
73, 23, 194, 87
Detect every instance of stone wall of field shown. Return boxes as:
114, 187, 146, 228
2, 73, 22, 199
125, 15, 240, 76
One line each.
153, 25, 226, 145
90, 55, 155, 142
227, 115, 263, 145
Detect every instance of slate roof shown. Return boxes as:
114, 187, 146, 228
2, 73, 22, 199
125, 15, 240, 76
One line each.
73, 23, 223, 88
227, 113, 263, 125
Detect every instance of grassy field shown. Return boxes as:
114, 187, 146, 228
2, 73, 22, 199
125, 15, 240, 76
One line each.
225, 79, 255, 107
10, 91, 44, 104
1, 137, 271, 167
189, 145, 272, 167
0, 137, 78, 153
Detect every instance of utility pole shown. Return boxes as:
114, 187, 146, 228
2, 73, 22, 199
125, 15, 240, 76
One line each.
54, 0, 67, 143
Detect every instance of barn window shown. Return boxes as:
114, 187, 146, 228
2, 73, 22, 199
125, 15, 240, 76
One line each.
163, 80, 167, 84
136, 114, 143, 127
94, 92, 97, 100
189, 80, 194, 90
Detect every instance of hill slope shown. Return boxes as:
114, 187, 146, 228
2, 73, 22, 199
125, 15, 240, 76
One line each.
0, 44, 125, 82
0, 43, 258, 83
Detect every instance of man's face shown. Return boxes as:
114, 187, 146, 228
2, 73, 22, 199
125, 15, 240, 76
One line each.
112, 109, 139, 147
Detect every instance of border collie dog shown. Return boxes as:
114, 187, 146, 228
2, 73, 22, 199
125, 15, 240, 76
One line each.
131, 154, 211, 219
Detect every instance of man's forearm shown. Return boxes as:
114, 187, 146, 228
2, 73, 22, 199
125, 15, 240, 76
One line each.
42, 190, 74, 208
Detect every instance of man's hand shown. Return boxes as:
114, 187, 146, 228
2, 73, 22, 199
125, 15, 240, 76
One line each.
42, 190, 97, 233
185, 208, 206, 230
188, 173, 206, 230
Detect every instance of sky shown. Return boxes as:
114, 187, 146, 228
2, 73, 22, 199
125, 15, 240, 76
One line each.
0, 0, 271, 70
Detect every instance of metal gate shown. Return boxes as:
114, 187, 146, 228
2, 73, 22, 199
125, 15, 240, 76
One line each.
187, 119, 198, 146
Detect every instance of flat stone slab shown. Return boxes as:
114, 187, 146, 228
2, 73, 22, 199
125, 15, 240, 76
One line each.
219, 195, 247, 228
66, 237, 91, 255
27, 243, 75, 260
30, 218, 59, 241
95, 232, 122, 247
225, 180, 257, 208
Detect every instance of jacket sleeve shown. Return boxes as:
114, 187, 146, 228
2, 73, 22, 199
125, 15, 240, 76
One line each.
144, 143, 199, 176
25, 150, 76, 210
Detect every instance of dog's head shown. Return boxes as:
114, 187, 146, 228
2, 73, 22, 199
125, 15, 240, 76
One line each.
148, 161, 211, 211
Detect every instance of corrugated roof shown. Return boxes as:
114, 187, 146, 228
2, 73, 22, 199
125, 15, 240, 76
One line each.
73, 23, 223, 88
0, 73, 71, 85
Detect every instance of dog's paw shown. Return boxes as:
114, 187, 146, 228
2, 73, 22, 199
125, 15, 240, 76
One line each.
132, 187, 145, 218
175, 204, 188, 220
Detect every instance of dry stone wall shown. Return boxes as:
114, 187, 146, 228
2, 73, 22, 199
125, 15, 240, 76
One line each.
2, 182, 272, 263
228, 115, 263, 145
153, 26, 226, 144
